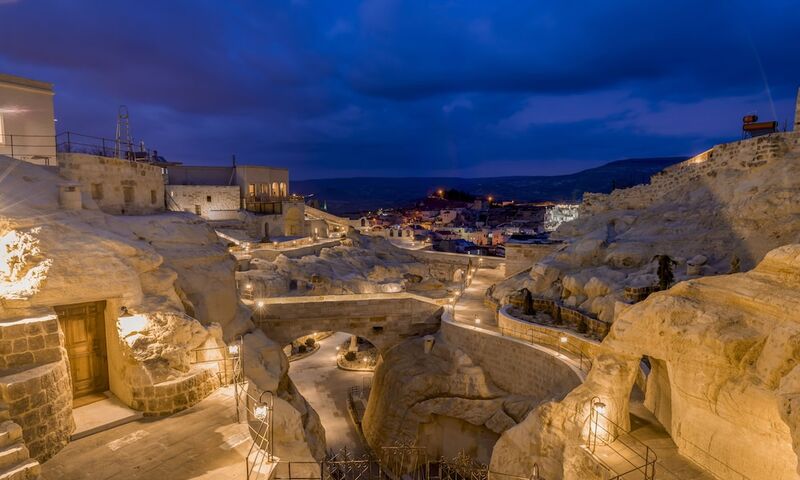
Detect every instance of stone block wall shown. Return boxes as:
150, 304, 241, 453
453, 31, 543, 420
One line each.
58, 152, 165, 214
497, 306, 602, 360
255, 294, 442, 352
130, 368, 220, 416
582, 131, 800, 215
167, 185, 241, 219
0, 314, 72, 461
440, 320, 580, 400
0, 315, 62, 370
506, 295, 610, 339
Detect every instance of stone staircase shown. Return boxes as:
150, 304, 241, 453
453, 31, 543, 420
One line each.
0, 411, 39, 480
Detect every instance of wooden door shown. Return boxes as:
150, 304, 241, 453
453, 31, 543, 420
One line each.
54, 301, 109, 399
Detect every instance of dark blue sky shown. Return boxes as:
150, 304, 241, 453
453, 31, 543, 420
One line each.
2, 0, 799, 179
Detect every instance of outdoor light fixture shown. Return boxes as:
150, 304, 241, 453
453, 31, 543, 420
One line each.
593, 401, 606, 415
254, 403, 269, 421
245, 283, 252, 290
228, 344, 240, 356
257, 300, 265, 308
475, 316, 481, 324
560, 336, 568, 344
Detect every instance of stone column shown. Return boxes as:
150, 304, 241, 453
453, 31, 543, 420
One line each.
348, 334, 358, 352
795, 86, 800, 131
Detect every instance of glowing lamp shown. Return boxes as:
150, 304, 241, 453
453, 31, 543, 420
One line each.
593, 402, 606, 415
245, 283, 252, 290
228, 344, 240, 356
257, 300, 265, 308
254, 404, 269, 421
560, 336, 568, 344
474, 316, 481, 324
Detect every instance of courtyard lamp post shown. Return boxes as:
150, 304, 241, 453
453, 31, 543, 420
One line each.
558, 335, 568, 357
588, 396, 606, 453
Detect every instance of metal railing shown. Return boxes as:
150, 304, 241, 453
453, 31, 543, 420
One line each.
273, 448, 539, 480
0, 131, 161, 164
495, 323, 593, 372
246, 389, 276, 480
583, 404, 656, 480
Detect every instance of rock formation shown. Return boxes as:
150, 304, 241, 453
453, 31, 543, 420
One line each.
0, 156, 325, 462
363, 334, 540, 466
491, 132, 800, 326
239, 232, 446, 297
491, 244, 800, 479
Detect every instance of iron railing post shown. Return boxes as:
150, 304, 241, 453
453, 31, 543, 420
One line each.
9, 134, 14, 159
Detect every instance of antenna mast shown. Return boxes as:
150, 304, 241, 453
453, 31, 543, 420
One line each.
115, 105, 133, 160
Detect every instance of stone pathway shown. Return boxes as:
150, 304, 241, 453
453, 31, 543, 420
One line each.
288, 332, 373, 456
42, 386, 253, 480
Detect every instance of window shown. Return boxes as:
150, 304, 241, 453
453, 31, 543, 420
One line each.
151, 190, 157, 204
206, 195, 212, 203
123, 186, 134, 204
248, 184, 255, 196
91, 183, 103, 200
194, 205, 201, 215
0, 113, 4, 144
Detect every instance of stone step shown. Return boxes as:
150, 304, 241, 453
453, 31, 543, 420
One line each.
0, 444, 28, 472
0, 459, 40, 480
0, 423, 22, 450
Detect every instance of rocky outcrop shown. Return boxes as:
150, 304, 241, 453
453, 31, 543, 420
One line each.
363, 335, 541, 466
0, 156, 325, 462
491, 244, 800, 480
491, 133, 800, 325
239, 232, 445, 298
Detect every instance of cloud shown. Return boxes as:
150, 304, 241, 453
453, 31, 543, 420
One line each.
0, 0, 797, 178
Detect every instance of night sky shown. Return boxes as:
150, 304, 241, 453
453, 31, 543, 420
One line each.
1, 1, 799, 179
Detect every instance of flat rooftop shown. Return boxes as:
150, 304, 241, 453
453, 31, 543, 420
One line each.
0, 73, 54, 93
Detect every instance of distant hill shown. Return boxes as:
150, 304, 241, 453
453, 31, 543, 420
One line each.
293, 157, 686, 215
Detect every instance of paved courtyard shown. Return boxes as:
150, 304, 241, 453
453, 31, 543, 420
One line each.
289, 332, 373, 456
42, 387, 252, 480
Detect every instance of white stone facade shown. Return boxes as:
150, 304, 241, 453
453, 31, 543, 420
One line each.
58, 152, 165, 215
167, 185, 241, 219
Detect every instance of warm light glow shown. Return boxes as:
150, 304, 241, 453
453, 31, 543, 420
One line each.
0, 228, 52, 300
245, 283, 252, 290
593, 402, 606, 415
257, 300, 265, 308
560, 336, 568, 344
228, 344, 240, 356
474, 316, 481, 324
254, 404, 269, 421
118, 313, 149, 347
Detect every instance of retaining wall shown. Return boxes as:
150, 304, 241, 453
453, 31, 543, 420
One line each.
0, 314, 72, 461
440, 319, 581, 400
497, 306, 602, 360
582, 132, 800, 215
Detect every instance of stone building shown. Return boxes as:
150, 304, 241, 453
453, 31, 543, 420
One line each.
0, 73, 57, 165
166, 164, 307, 239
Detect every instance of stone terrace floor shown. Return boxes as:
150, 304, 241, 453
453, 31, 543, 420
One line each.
42, 386, 252, 480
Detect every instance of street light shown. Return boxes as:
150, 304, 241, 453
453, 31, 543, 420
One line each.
254, 403, 269, 421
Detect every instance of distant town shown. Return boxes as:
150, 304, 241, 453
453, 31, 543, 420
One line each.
308, 188, 579, 256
